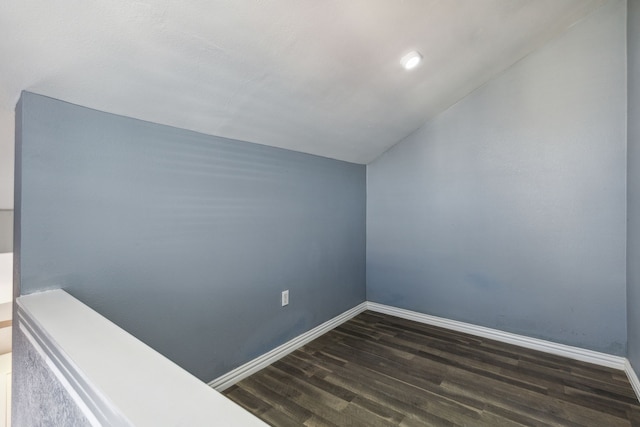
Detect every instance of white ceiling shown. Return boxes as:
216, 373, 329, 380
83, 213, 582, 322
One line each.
0, 0, 606, 190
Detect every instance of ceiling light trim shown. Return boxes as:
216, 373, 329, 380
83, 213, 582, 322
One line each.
401, 51, 423, 70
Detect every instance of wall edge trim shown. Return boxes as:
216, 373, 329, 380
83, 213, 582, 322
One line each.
625, 359, 640, 403
208, 302, 369, 391
366, 302, 627, 370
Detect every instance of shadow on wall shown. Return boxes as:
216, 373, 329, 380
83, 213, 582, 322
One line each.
0, 212, 11, 254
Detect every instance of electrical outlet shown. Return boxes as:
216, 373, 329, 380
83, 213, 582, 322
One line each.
281, 290, 289, 306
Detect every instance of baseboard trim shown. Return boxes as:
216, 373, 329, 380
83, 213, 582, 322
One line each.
366, 302, 627, 371
625, 360, 640, 402
210, 300, 638, 402
209, 302, 368, 391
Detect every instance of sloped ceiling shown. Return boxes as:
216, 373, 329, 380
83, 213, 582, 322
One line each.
0, 0, 605, 173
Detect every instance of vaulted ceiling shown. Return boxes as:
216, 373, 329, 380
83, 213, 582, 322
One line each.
0, 0, 606, 177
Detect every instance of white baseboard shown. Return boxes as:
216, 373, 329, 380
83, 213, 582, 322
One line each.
209, 302, 368, 391
366, 302, 627, 370
625, 359, 640, 402
210, 300, 640, 403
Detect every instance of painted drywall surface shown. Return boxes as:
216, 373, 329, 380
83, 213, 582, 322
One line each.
13, 326, 92, 427
13, 97, 23, 306
628, 0, 640, 372
0, 254, 12, 304
0, 211, 11, 253
0, 109, 14, 209
15, 92, 366, 381
0, 1, 606, 164
367, 0, 627, 355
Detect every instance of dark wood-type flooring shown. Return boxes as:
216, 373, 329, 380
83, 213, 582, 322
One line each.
222, 311, 640, 426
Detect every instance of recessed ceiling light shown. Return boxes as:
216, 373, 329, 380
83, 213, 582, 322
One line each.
401, 51, 423, 70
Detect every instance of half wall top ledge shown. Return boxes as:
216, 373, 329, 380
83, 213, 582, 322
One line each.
15, 289, 268, 426
0, 0, 607, 164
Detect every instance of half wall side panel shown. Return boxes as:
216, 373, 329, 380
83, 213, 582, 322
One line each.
12, 326, 93, 427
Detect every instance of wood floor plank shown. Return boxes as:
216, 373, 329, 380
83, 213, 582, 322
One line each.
320, 360, 483, 424
223, 311, 640, 426
238, 376, 313, 424
225, 385, 273, 416
255, 367, 371, 427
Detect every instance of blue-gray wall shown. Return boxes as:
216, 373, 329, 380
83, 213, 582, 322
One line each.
14, 92, 366, 381
628, 0, 640, 371
367, 0, 627, 354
